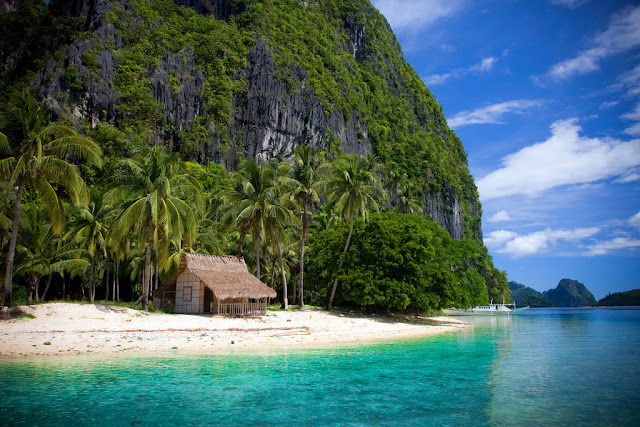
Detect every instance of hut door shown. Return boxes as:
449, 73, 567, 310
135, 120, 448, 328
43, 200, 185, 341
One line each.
203, 287, 213, 313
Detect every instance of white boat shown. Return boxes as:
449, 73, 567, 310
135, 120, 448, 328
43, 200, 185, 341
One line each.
442, 302, 528, 316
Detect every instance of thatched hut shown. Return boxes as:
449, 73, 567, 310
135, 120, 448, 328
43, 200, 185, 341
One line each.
153, 253, 277, 316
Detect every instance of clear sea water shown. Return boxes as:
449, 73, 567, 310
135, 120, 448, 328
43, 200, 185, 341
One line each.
1, 307, 639, 426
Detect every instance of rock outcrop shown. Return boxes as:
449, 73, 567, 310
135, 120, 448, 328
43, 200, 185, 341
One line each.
1, 0, 481, 241
542, 279, 596, 307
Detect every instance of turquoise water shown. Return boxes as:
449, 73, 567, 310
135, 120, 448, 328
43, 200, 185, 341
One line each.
1, 308, 639, 426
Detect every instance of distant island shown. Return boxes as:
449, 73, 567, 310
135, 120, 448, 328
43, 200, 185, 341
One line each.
595, 290, 640, 306
509, 279, 596, 307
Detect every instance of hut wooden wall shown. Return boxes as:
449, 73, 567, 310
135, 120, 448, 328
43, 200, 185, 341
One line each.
175, 270, 205, 314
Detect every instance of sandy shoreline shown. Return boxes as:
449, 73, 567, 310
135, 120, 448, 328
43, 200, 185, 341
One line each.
0, 303, 466, 357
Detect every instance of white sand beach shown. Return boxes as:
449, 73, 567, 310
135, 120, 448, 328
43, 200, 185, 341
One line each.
0, 303, 466, 357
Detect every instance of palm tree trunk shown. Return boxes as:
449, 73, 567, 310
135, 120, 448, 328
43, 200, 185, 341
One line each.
255, 230, 261, 279
143, 226, 154, 311
270, 258, 276, 288
327, 219, 354, 309
88, 255, 95, 303
115, 261, 120, 301
41, 273, 53, 302
113, 261, 117, 301
3, 173, 25, 307
276, 233, 288, 310
27, 275, 37, 305
299, 202, 308, 307
105, 257, 110, 303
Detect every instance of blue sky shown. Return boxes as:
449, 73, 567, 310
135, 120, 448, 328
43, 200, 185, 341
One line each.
371, 0, 640, 299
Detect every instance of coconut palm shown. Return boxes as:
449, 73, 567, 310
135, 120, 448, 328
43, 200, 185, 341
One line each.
319, 153, 386, 309
65, 188, 110, 302
263, 192, 298, 309
14, 204, 88, 304
0, 92, 102, 307
282, 144, 321, 307
105, 145, 202, 311
392, 185, 424, 215
223, 159, 286, 281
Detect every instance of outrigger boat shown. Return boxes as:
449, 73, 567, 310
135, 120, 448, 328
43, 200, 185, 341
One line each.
442, 300, 529, 316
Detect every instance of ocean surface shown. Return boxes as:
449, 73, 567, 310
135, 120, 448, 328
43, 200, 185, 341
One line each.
1, 307, 639, 426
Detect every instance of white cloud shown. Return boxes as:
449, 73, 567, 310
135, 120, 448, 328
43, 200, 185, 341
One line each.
477, 118, 640, 200
447, 99, 544, 128
621, 103, 640, 121
424, 72, 454, 86
496, 227, 600, 257
625, 122, 640, 137
550, 0, 589, 8
630, 212, 640, 229
600, 101, 619, 109
622, 103, 640, 136
488, 210, 512, 223
610, 64, 640, 99
424, 56, 501, 86
372, 0, 464, 33
584, 237, 640, 256
469, 57, 498, 73
484, 230, 518, 248
539, 5, 640, 82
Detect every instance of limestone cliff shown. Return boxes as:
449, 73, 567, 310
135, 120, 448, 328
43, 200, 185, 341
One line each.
0, 0, 483, 241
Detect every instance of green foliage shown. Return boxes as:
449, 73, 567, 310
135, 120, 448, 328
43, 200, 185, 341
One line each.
307, 212, 489, 312
596, 289, 640, 307
519, 295, 554, 308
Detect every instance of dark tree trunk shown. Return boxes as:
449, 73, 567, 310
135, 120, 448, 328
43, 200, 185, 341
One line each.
105, 257, 110, 303
327, 218, 354, 309
41, 273, 53, 302
255, 229, 261, 279
88, 255, 95, 303
276, 233, 288, 310
299, 200, 308, 307
26, 275, 37, 305
3, 173, 25, 307
143, 226, 154, 311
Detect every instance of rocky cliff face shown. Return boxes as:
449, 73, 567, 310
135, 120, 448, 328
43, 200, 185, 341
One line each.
1, 0, 481, 241
542, 279, 595, 307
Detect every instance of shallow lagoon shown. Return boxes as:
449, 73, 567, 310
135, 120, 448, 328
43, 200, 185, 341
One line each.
1, 307, 638, 426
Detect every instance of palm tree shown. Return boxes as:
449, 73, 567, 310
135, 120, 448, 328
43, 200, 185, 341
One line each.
223, 159, 283, 280
282, 144, 321, 307
0, 92, 103, 307
14, 204, 88, 304
392, 185, 424, 214
105, 146, 202, 311
319, 153, 386, 309
65, 188, 109, 302
263, 191, 298, 309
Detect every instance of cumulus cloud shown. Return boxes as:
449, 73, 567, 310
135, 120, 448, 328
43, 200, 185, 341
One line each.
488, 227, 600, 257
550, 0, 589, 8
447, 99, 544, 128
484, 230, 518, 248
371, 0, 464, 33
584, 237, 640, 256
477, 118, 640, 200
538, 5, 640, 83
424, 55, 503, 86
488, 210, 512, 223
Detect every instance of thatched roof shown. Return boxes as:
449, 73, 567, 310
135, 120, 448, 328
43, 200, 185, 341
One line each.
156, 253, 277, 300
